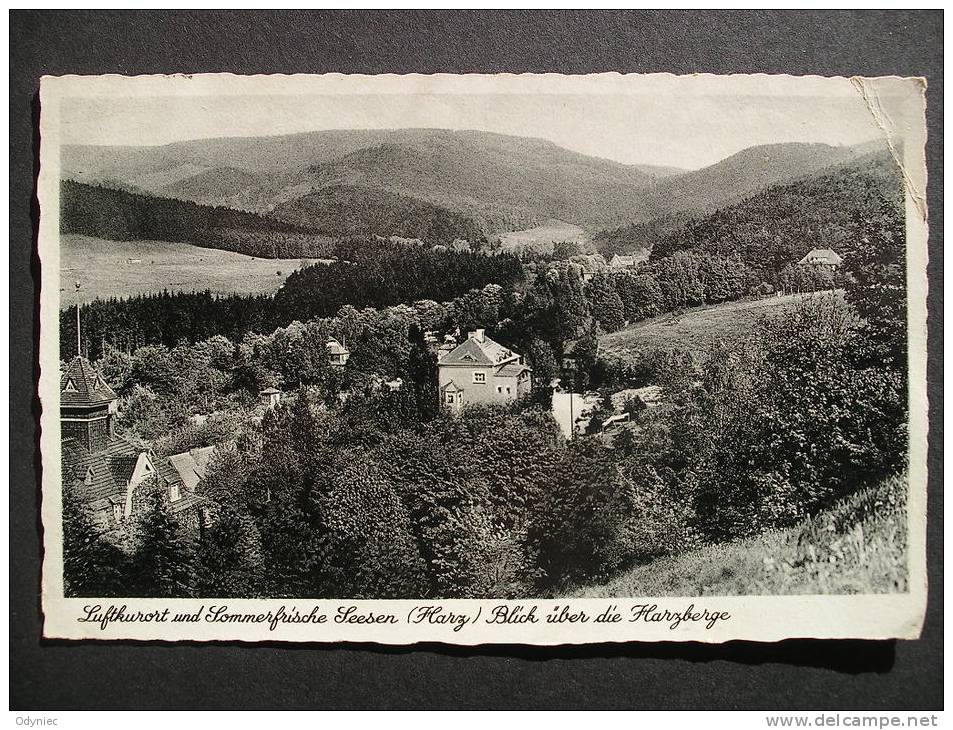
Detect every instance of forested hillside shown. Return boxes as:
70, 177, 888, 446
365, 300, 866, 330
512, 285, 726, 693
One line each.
63, 129, 676, 235
593, 143, 891, 258
61, 179, 483, 254
60, 180, 336, 259
649, 151, 904, 280
269, 184, 485, 244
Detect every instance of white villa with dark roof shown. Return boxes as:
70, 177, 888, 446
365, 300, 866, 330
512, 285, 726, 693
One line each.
437, 329, 532, 411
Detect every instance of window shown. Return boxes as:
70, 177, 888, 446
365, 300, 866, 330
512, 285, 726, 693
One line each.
170, 484, 181, 502
113, 503, 123, 522
473, 372, 486, 384
506, 387, 511, 395
445, 393, 455, 405
63, 378, 77, 392
497, 386, 503, 394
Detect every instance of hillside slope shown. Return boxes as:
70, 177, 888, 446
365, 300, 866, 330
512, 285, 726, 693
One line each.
566, 475, 907, 597
600, 293, 831, 360
594, 142, 892, 257
62, 129, 673, 234
650, 150, 903, 276
269, 184, 485, 243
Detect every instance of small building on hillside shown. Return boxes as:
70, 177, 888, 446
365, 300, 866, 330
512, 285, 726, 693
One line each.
259, 387, 282, 409
437, 329, 532, 412
326, 338, 350, 367
798, 248, 843, 268
609, 254, 638, 271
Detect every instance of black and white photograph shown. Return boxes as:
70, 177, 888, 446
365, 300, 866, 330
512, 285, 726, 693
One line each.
36, 71, 928, 644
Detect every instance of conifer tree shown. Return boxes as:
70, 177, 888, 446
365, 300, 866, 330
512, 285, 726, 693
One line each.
62, 488, 128, 597
195, 506, 265, 598
129, 487, 195, 597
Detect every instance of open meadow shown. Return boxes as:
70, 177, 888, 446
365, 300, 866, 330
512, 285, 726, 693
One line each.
600, 291, 844, 360
60, 234, 331, 308
499, 219, 590, 256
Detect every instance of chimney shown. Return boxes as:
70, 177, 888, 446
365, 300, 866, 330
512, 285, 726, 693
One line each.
471, 328, 485, 342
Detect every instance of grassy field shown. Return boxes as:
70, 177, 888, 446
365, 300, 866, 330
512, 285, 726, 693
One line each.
600, 291, 842, 360
566, 475, 908, 597
59, 234, 331, 308
499, 219, 590, 256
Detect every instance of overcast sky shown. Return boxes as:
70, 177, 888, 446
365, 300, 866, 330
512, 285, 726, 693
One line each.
62, 92, 884, 170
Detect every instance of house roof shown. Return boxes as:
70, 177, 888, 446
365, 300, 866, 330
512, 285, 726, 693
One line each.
168, 452, 206, 492
798, 248, 843, 265
63, 434, 150, 503
259, 387, 281, 395
326, 338, 349, 355
440, 333, 519, 367
496, 363, 532, 378
441, 380, 464, 393
165, 446, 216, 493
610, 255, 637, 266
60, 356, 117, 407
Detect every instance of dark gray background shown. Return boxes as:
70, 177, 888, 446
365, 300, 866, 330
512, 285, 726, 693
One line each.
10, 10, 943, 710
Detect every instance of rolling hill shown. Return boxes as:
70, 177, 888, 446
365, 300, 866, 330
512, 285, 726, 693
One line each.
61, 130, 891, 252
269, 184, 485, 243
649, 150, 903, 276
62, 129, 680, 235
593, 141, 891, 257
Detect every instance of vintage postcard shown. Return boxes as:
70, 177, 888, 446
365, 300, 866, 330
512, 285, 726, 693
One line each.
37, 72, 928, 644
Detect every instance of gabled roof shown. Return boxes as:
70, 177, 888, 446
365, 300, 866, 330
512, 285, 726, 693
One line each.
440, 333, 519, 367
60, 356, 117, 407
166, 446, 216, 493
63, 434, 148, 503
441, 380, 464, 393
798, 248, 843, 265
259, 387, 281, 395
496, 363, 532, 378
610, 254, 637, 266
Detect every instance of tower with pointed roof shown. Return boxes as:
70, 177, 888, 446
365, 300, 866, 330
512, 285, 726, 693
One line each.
60, 356, 118, 453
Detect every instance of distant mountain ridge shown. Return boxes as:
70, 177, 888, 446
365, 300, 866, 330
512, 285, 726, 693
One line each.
62, 129, 888, 246
62, 129, 682, 235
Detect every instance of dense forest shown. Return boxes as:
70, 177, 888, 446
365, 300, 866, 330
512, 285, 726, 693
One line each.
61, 180, 336, 259
61, 239, 526, 359
650, 152, 904, 277
61, 179, 485, 256
270, 184, 486, 244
